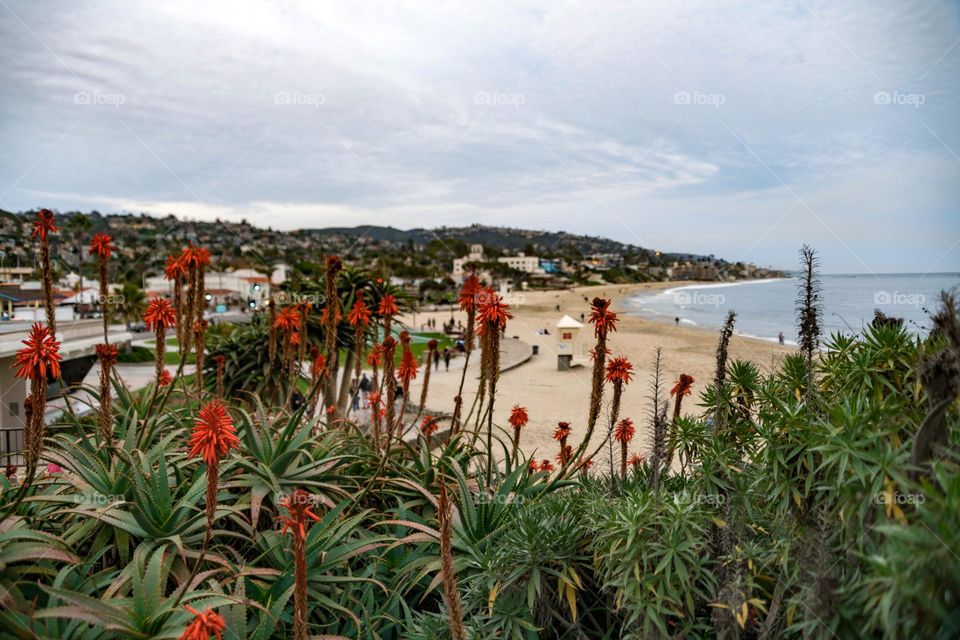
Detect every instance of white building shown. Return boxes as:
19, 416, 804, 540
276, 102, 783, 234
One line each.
452, 244, 543, 280
144, 265, 288, 308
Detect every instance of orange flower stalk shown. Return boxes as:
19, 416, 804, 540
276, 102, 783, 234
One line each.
32, 210, 58, 335
666, 373, 695, 470
144, 298, 176, 388
421, 415, 439, 443
323, 255, 343, 355
194, 319, 208, 397
274, 307, 301, 372
188, 400, 239, 532
178, 606, 226, 640
605, 355, 633, 475
614, 417, 635, 478
368, 391, 384, 445
419, 338, 438, 414
89, 232, 114, 343
556, 443, 573, 466
397, 331, 418, 399
377, 293, 399, 336
164, 253, 188, 352
508, 404, 529, 450
307, 346, 327, 414
159, 369, 173, 387
451, 272, 481, 431
394, 331, 417, 435
181, 244, 210, 354
280, 489, 322, 640
295, 301, 311, 364
573, 297, 618, 474
539, 459, 555, 473
438, 481, 468, 640
95, 343, 118, 443
629, 452, 644, 469
267, 297, 278, 364
348, 291, 371, 383
476, 289, 512, 484
13, 323, 61, 482
381, 336, 397, 448
213, 354, 226, 398
553, 421, 572, 466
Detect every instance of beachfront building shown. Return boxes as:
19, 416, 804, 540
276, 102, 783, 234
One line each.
452, 244, 544, 281
555, 314, 583, 371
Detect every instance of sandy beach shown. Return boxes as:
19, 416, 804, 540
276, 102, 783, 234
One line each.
398, 281, 796, 468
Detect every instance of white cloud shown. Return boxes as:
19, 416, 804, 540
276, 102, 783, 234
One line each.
1, 0, 957, 272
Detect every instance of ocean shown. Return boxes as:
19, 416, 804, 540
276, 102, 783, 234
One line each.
623, 273, 960, 345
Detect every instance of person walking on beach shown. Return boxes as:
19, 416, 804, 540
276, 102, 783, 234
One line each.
778, 331, 785, 345
443, 347, 451, 371
359, 373, 371, 404
675, 317, 679, 327
350, 378, 360, 413
433, 348, 440, 371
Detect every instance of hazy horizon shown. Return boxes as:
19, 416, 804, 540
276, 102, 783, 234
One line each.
2, 1, 958, 274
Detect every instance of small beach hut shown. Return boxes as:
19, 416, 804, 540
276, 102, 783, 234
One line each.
555, 314, 583, 370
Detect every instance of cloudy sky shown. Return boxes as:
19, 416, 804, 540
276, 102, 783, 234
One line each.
1, 0, 958, 272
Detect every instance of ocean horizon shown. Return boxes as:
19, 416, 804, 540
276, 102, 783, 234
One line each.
624, 273, 960, 344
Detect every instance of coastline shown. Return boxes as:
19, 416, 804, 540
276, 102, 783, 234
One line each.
400, 281, 796, 465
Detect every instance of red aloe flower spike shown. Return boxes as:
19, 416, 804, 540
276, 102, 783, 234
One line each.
279, 488, 322, 540
616, 417, 635, 477
31, 209, 58, 240
187, 400, 239, 466
605, 356, 634, 385
89, 232, 113, 259
178, 606, 226, 640
671, 373, 695, 398
280, 488, 321, 640
348, 292, 371, 328
553, 421, 572, 443
508, 404, 528, 449
421, 415, 439, 437
377, 294, 399, 318
164, 253, 187, 281
588, 297, 618, 338
143, 298, 176, 331
13, 323, 62, 381
475, 289, 512, 335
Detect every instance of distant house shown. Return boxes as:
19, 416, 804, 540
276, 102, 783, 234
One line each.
452, 244, 544, 281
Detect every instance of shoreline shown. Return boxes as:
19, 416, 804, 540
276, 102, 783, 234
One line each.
400, 280, 796, 465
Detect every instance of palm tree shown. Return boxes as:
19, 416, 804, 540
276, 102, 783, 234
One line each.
65, 213, 92, 308
117, 283, 146, 328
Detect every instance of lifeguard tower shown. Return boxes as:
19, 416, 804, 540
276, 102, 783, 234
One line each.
555, 314, 583, 370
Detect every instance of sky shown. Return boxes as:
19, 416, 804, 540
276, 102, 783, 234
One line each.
1, 0, 958, 273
